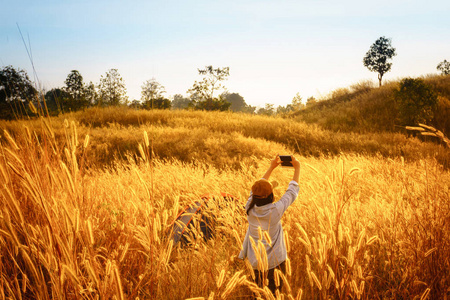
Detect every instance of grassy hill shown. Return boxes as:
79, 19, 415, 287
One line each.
292, 75, 450, 135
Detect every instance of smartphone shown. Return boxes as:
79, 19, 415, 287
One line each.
279, 155, 293, 167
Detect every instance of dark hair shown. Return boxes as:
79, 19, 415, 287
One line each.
246, 193, 274, 215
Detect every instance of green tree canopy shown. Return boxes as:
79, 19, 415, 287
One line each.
64, 70, 90, 111
189, 95, 230, 111
98, 69, 128, 106
222, 92, 253, 112
395, 78, 438, 125
363, 36, 396, 87
65, 70, 84, 100
0, 66, 37, 103
0, 65, 37, 119
151, 98, 172, 110
44, 88, 70, 114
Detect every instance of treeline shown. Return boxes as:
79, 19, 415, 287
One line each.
0, 65, 307, 119
1, 65, 450, 139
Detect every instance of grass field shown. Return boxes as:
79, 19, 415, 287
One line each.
0, 107, 449, 299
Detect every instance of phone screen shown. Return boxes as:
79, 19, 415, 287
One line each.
279, 155, 293, 167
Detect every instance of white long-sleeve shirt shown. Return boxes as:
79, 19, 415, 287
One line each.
238, 180, 299, 270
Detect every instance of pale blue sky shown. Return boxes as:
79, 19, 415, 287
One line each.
1, 0, 449, 107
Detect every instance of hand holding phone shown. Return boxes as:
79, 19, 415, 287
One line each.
279, 155, 293, 167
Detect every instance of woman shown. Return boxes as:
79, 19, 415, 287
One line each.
238, 155, 300, 295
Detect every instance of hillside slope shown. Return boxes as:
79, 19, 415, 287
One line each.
291, 75, 450, 134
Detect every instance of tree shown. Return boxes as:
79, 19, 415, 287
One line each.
276, 104, 292, 115
0, 66, 37, 102
257, 103, 275, 116
84, 81, 97, 105
222, 92, 251, 112
64, 70, 90, 111
394, 78, 438, 125
189, 94, 231, 111
65, 70, 84, 101
276, 94, 305, 115
187, 66, 231, 111
98, 69, 128, 106
437, 59, 450, 75
129, 99, 142, 109
291, 92, 304, 111
44, 88, 70, 114
172, 94, 191, 110
242, 104, 256, 114
222, 92, 256, 113
141, 78, 166, 109
363, 36, 396, 87
151, 97, 172, 109
0, 65, 38, 119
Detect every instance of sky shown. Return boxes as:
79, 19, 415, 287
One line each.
1, 0, 450, 108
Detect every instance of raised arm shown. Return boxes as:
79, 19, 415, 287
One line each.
273, 156, 301, 218
262, 155, 281, 180
291, 156, 300, 183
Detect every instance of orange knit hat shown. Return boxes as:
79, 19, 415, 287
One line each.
252, 179, 273, 198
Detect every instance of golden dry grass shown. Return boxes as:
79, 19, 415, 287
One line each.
0, 109, 449, 299
2, 106, 449, 169
294, 75, 450, 137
